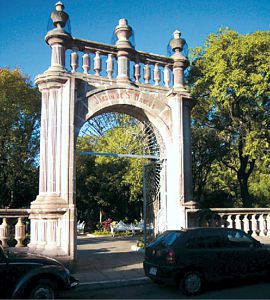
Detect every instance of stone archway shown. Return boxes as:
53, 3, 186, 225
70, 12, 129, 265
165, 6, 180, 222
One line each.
29, 3, 196, 262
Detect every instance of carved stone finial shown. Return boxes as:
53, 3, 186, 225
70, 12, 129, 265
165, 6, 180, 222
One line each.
173, 30, 181, 40
169, 30, 186, 53
50, 1, 69, 29
55, 1, 64, 11
114, 18, 132, 49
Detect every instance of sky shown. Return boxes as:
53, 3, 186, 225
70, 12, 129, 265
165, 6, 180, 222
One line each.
0, 0, 269, 82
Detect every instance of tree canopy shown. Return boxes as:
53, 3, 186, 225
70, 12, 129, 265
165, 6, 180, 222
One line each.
76, 114, 151, 226
189, 29, 270, 207
0, 68, 40, 208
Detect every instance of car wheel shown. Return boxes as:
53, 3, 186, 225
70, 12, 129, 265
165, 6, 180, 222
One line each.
180, 271, 203, 296
28, 279, 56, 299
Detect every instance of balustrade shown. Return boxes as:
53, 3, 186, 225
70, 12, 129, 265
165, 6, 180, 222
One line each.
0, 209, 30, 248
66, 40, 174, 88
187, 208, 270, 238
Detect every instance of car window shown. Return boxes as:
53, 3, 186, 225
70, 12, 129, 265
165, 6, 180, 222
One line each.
149, 231, 183, 247
226, 230, 253, 248
186, 234, 227, 249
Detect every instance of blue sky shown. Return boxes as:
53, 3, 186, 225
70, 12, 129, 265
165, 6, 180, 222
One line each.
0, 0, 269, 82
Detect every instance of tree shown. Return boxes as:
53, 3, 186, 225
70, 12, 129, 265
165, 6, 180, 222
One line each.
0, 68, 40, 208
76, 114, 151, 225
189, 29, 270, 207
191, 124, 227, 203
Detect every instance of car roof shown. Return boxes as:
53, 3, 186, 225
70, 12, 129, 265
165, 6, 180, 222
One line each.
164, 227, 241, 233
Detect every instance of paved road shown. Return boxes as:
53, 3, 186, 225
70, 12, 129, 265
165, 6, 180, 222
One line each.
61, 279, 270, 299
59, 235, 270, 299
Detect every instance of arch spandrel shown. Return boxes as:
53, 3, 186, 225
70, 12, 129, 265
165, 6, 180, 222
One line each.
75, 87, 173, 149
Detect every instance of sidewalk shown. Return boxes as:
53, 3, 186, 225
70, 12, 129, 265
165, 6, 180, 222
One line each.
71, 235, 149, 290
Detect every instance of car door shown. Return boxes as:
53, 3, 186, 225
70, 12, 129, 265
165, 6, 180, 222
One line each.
183, 230, 228, 281
222, 229, 260, 277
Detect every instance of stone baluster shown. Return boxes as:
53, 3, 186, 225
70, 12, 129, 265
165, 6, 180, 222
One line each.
106, 54, 114, 79
258, 214, 266, 237
134, 63, 141, 84
82, 53, 90, 74
94, 51, 102, 76
251, 214, 258, 237
143, 63, 150, 84
0, 218, 10, 247
219, 214, 226, 227
266, 214, 270, 237
164, 65, 170, 87
154, 63, 161, 86
226, 214, 234, 228
15, 217, 26, 247
235, 214, 242, 230
71, 50, 78, 73
242, 214, 250, 234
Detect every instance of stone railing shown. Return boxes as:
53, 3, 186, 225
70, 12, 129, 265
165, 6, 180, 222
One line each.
187, 208, 270, 238
66, 38, 174, 88
0, 209, 30, 247
46, 14, 188, 93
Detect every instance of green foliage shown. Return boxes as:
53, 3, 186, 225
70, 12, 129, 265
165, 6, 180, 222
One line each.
76, 114, 149, 226
0, 68, 40, 208
189, 29, 270, 207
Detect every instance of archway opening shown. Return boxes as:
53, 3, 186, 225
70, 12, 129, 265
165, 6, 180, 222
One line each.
75, 111, 166, 241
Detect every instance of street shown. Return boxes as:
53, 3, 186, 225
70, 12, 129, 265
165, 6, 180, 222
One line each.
61, 279, 270, 299
58, 235, 270, 299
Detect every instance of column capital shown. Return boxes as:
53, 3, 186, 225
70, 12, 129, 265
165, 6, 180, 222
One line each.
35, 72, 71, 91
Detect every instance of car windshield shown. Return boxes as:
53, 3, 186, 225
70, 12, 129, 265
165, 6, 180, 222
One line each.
149, 231, 183, 247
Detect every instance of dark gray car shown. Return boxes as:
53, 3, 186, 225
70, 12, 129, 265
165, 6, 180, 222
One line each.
0, 245, 78, 299
143, 227, 270, 296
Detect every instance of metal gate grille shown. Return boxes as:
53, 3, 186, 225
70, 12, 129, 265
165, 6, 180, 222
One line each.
143, 160, 166, 245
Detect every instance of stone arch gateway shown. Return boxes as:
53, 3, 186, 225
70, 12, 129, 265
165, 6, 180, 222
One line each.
29, 2, 196, 261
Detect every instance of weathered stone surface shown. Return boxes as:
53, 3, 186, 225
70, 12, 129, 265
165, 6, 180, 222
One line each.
31, 6, 194, 263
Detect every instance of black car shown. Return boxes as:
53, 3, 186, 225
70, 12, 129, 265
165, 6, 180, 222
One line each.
0, 245, 78, 299
143, 227, 270, 296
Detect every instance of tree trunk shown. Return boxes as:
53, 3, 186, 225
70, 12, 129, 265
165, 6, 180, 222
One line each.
238, 175, 252, 208
237, 140, 255, 207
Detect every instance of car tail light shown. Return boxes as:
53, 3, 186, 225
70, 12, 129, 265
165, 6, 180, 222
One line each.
166, 249, 176, 264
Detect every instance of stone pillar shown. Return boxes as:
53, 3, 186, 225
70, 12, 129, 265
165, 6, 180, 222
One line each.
29, 73, 76, 259
165, 30, 196, 230
114, 19, 133, 83
29, 3, 76, 261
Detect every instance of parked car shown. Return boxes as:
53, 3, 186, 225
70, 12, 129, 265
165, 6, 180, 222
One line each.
143, 227, 270, 296
0, 245, 78, 299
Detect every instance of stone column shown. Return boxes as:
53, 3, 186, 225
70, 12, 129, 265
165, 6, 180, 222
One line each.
165, 30, 196, 229
166, 93, 194, 229
29, 3, 76, 260
29, 74, 76, 259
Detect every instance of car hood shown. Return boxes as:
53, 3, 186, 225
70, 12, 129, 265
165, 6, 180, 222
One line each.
7, 251, 62, 266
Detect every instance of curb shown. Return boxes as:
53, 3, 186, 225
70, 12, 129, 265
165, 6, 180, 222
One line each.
77, 277, 151, 290
130, 245, 145, 253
